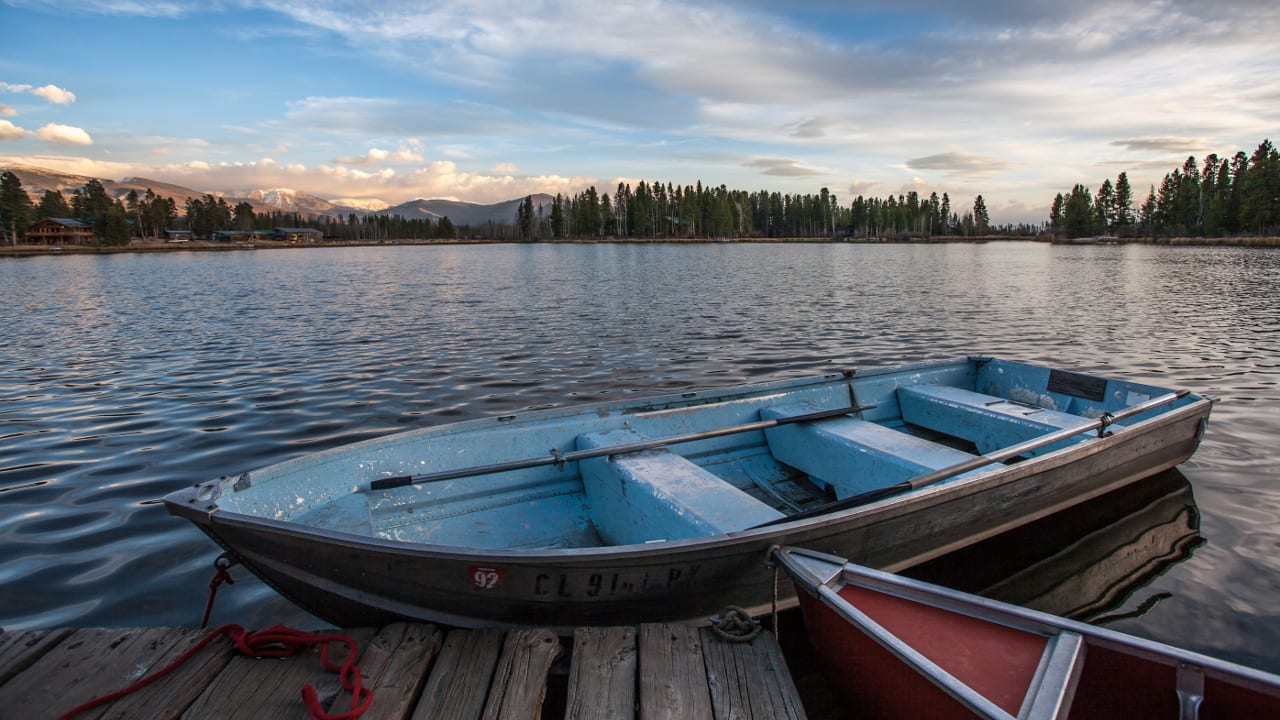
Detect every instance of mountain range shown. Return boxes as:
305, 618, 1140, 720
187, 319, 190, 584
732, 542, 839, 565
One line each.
0, 163, 553, 227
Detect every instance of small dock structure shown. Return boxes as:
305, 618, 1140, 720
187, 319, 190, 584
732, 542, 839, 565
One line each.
0, 622, 808, 719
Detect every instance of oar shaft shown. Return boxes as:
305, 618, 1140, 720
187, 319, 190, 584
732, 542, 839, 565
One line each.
370, 403, 875, 491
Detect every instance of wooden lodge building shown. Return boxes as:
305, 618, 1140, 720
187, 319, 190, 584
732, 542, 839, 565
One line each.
26, 217, 93, 245
272, 227, 322, 243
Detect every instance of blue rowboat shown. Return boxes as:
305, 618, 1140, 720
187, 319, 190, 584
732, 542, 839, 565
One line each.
775, 546, 1280, 719
163, 356, 1212, 629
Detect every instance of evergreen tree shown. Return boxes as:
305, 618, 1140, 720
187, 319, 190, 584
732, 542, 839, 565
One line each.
78, 179, 114, 222
436, 216, 455, 239
1094, 179, 1114, 234
1242, 139, 1279, 234
1063, 184, 1094, 238
97, 205, 132, 246
1139, 186, 1157, 236
1113, 172, 1134, 234
516, 195, 534, 240
233, 202, 256, 231
34, 189, 72, 221
0, 171, 33, 244
972, 195, 990, 234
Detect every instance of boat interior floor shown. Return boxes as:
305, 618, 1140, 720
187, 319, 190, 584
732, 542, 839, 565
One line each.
296, 381, 1117, 551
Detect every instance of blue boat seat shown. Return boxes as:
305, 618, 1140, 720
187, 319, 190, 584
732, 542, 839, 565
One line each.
898, 384, 1104, 456
761, 403, 993, 500
576, 428, 784, 545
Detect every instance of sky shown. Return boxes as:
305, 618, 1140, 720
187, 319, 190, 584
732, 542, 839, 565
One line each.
1, 1, 1277, 224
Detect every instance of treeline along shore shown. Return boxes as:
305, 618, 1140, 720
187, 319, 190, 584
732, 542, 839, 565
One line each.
5, 234, 1280, 260
1, 138, 1276, 251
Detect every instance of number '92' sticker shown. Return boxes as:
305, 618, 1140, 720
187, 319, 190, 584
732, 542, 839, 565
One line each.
469, 566, 504, 590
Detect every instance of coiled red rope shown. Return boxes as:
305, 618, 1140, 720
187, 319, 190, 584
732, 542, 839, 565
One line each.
55, 623, 372, 720
56, 556, 371, 720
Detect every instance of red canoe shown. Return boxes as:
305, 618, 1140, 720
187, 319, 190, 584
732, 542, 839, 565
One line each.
775, 546, 1280, 720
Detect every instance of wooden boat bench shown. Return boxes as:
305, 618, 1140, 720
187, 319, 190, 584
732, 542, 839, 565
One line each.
761, 403, 992, 500
898, 384, 1110, 456
576, 428, 785, 545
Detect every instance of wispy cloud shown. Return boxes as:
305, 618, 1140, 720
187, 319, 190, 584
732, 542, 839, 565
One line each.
785, 116, 839, 139
745, 157, 825, 177
279, 96, 519, 138
1109, 137, 1214, 154
906, 152, 1017, 175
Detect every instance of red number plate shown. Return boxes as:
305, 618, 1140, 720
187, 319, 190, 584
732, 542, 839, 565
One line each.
469, 565, 504, 590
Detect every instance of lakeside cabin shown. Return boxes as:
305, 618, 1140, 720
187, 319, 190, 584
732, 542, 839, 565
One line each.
164, 229, 193, 243
210, 229, 273, 243
272, 227, 322, 243
26, 218, 93, 245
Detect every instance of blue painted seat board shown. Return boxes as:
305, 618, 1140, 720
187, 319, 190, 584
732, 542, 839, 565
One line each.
576, 428, 784, 545
897, 384, 1109, 456
761, 403, 992, 500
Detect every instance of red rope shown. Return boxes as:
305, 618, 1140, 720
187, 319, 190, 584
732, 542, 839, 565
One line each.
54, 624, 372, 720
199, 560, 235, 630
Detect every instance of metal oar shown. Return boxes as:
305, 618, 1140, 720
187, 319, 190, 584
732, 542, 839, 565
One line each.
755, 389, 1191, 527
369, 403, 877, 491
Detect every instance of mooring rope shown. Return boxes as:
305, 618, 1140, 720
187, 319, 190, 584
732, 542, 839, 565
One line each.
709, 605, 762, 643
56, 557, 372, 720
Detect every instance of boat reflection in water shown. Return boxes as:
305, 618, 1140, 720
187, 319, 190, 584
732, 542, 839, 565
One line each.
903, 468, 1202, 623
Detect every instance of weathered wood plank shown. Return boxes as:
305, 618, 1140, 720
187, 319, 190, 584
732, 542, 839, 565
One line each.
481, 628, 563, 720
564, 626, 636, 720
181, 626, 377, 720
0, 627, 75, 687
327, 622, 442, 720
411, 628, 505, 720
700, 628, 806, 720
88, 627, 237, 720
637, 624, 713, 720
0, 627, 219, 720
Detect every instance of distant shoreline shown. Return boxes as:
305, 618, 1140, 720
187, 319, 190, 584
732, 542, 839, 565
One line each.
4, 234, 1280, 257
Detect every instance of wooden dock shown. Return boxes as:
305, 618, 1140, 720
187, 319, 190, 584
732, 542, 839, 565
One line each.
0, 622, 810, 719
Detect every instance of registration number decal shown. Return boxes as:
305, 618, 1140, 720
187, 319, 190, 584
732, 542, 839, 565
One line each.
469, 565, 504, 590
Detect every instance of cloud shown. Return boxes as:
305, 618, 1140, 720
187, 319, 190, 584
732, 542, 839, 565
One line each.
847, 178, 880, 196
0, 120, 26, 141
35, 123, 93, 145
492, 163, 518, 174
0, 152, 596, 206
745, 157, 824, 177
331, 146, 425, 167
785, 116, 839, 139
32, 85, 76, 104
1109, 137, 1213, 154
0, 82, 77, 104
280, 96, 518, 138
0, 105, 15, 117
906, 152, 1017, 175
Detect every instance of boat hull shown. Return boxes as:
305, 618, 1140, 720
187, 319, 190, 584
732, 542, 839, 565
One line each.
168, 361, 1212, 629
780, 548, 1280, 720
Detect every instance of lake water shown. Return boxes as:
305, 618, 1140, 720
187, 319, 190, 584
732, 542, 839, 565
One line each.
1, 242, 1277, 673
